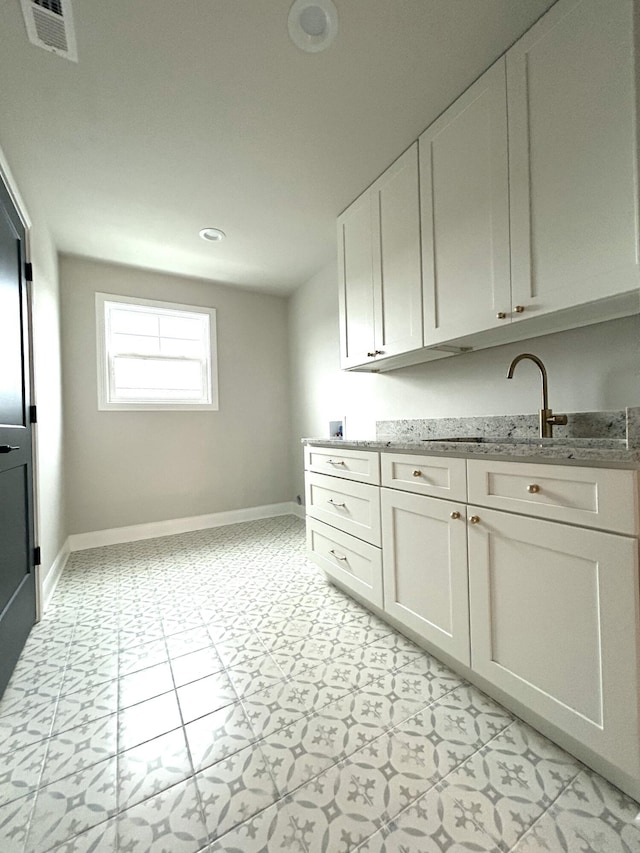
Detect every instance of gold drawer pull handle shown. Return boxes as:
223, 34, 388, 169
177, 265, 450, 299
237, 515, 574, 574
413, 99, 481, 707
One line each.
327, 460, 346, 466
527, 484, 540, 494
329, 549, 348, 562
327, 499, 346, 508
450, 511, 461, 520
469, 515, 480, 524
412, 470, 422, 477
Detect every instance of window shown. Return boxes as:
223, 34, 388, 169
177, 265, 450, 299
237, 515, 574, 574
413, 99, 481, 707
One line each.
96, 293, 218, 411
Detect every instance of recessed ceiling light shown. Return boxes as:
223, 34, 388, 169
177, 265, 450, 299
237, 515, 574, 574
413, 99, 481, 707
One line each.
288, 0, 338, 53
199, 227, 226, 242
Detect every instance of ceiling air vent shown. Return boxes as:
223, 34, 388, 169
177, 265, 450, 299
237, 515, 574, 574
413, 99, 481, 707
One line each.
20, 0, 78, 62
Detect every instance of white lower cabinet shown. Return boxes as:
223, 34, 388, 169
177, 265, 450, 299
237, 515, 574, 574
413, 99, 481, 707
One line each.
467, 506, 640, 777
304, 444, 640, 799
381, 488, 470, 666
305, 450, 383, 610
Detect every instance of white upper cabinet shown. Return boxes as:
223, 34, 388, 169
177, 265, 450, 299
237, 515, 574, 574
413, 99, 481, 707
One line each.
371, 145, 423, 360
420, 59, 511, 344
338, 0, 639, 371
337, 192, 376, 368
338, 144, 423, 369
508, 0, 639, 319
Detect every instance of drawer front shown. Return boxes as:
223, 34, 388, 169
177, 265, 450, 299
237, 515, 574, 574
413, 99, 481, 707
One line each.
304, 445, 380, 485
305, 472, 381, 545
467, 459, 639, 535
306, 517, 383, 608
381, 452, 467, 500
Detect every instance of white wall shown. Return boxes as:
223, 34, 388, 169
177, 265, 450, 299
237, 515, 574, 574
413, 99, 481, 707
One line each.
30, 218, 67, 585
60, 256, 292, 535
289, 260, 640, 501
0, 151, 67, 591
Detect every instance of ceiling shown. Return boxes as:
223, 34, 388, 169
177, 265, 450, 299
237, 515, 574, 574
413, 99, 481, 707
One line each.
0, 0, 556, 294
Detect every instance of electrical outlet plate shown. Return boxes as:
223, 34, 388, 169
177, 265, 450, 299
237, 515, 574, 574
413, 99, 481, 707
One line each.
329, 416, 345, 439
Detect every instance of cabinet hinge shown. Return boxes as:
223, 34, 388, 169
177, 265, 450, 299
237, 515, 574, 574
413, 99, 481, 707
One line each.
24, 262, 33, 282
29, 405, 37, 424
33, 546, 41, 567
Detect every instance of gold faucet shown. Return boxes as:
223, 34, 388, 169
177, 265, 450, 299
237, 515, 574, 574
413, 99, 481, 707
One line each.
506, 353, 568, 438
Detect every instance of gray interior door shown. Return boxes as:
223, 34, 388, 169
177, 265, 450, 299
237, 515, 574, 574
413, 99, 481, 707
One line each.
0, 176, 36, 698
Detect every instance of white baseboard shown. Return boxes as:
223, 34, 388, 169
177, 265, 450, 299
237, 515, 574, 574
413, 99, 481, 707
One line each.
291, 503, 305, 519
42, 538, 71, 612
68, 502, 300, 552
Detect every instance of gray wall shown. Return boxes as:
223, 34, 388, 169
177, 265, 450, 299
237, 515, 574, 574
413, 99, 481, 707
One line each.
30, 216, 67, 583
289, 260, 640, 502
61, 256, 291, 535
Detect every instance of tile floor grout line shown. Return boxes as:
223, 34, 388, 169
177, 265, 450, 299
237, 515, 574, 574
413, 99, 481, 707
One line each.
347, 716, 520, 853
502, 762, 586, 853
163, 619, 217, 849
5, 516, 640, 853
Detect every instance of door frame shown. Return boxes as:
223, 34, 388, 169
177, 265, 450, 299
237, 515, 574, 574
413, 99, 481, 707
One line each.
0, 150, 42, 621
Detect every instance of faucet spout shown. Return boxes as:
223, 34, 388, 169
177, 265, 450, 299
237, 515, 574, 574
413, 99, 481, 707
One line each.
506, 353, 549, 411
506, 353, 567, 438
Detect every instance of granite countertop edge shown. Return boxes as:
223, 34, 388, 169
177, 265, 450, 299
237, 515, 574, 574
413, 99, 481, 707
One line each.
302, 437, 640, 469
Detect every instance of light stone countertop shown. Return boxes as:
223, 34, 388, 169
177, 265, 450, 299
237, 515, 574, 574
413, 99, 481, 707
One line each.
303, 408, 640, 469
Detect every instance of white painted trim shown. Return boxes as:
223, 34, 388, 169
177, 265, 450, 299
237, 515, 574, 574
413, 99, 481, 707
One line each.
0, 149, 32, 230
42, 538, 71, 612
291, 503, 306, 519
68, 503, 300, 551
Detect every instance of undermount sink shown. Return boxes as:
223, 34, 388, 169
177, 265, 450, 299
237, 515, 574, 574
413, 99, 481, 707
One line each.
420, 436, 626, 449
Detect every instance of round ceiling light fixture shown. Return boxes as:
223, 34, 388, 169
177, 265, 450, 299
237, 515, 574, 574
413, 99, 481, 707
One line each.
288, 0, 338, 53
199, 227, 226, 242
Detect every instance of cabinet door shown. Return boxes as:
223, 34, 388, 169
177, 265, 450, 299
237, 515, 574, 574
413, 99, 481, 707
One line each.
468, 507, 640, 777
371, 144, 423, 358
338, 192, 375, 368
420, 59, 510, 344
381, 489, 470, 665
508, 0, 638, 318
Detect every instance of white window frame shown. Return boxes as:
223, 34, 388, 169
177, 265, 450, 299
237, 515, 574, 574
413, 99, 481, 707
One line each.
95, 292, 219, 411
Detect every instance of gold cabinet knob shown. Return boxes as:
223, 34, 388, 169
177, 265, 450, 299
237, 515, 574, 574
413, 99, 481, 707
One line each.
515, 305, 525, 313
527, 484, 540, 493
496, 312, 507, 319
412, 470, 422, 477
450, 511, 461, 520
469, 515, 480, 524
367, 351, 376, 358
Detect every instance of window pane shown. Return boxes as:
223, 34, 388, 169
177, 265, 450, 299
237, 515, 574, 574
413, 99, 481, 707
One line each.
159, 338, 204, 358
159, 315, 206, 340
109, 307, 159, 336
114, 386, 205, 401
112, 357, 204, 395
111, 333, 160, 356
98, 293, 217, 410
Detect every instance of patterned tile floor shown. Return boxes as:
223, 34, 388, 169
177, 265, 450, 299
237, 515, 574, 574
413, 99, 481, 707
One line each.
1, 515, 639, 853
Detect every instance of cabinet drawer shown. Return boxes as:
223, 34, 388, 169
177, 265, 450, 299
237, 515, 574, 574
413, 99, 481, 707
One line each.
305, 472, 381, 546
381, 452, 467, 501
306, 517, 383, 608
304, 445, 380, 485
467, 459, 639, 535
